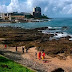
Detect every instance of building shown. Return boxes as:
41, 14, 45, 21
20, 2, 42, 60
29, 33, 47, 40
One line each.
0, 13, 5, 21
33, 7, 41, 18
0, 13, 2, 19
1, 12, 25, 21
1, 12, 33, 21
9, 12, 25, 21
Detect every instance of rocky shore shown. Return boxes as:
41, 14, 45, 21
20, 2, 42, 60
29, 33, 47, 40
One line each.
0, 26, 72, 57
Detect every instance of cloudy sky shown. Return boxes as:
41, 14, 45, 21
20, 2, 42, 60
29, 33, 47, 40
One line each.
0, 0, 72, 18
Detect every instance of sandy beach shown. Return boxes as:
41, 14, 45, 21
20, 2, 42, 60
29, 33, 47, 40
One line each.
0, 44, 72, 72
0, 27, 72, 72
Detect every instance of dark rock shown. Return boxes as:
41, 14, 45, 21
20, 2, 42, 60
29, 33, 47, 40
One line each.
51, 68, 64, 72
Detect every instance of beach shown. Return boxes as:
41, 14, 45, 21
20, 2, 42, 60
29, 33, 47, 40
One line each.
1, 0, 72, 71
0, 26, 72, 72
0, 45, 72, 72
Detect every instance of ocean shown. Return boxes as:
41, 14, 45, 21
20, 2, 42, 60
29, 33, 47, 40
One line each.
0, 18, 72, 35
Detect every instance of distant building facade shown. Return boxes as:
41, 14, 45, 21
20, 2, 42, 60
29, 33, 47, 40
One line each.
0, 13, 5, 21
0, 12, 33, 21
0, 7, 43, 22
0, 13, 2, 19
1, 12, 25, 21
33, 7, 41, 18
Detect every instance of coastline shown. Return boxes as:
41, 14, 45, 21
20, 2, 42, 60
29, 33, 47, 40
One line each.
0, 26, 72, 71
0, 26, 72, 56
0, 19, 50, 24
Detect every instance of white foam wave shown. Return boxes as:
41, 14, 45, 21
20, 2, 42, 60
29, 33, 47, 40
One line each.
48, 26, 61, 29
68, 34, 72, 37
54, 32, 68, 38
48, 26, 52, 29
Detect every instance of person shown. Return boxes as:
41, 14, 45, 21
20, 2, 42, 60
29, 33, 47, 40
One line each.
38, 51, 41, 60
22, 47, 24, 53
16, 46, 17, 52
26, 48, 28, 53
5, 44, 7, 48
42, 52, 45, 60
35, 52, 37, 59
42, 50, 45, 60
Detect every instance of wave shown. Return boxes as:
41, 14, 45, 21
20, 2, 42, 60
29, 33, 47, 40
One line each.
42, 26, 72, 40
48, 26, 62, 29
54, 32, 68, 38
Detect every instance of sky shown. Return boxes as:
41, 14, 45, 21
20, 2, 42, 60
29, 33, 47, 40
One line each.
0, 0, 72, 18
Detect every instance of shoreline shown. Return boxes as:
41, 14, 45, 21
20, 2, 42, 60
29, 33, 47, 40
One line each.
0, 26, 72, 56
0, 26, 72, 71
0, 19, 51, 24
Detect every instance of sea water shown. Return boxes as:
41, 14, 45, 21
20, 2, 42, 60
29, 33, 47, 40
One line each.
0, 18, 72, 35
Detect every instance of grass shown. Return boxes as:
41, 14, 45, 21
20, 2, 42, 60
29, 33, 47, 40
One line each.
0, 55, 35, 72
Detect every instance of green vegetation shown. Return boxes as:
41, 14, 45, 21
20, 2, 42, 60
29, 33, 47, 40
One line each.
25, 15, 34, 19
34, 14, 50, 19
0, 55, 35, 72
41, 14, 49, 19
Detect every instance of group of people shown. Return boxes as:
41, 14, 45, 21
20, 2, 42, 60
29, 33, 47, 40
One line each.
35, 50, 45, 60
5, 45, 45, 60
16, 46, 45, 60
16, 46, 28, 53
